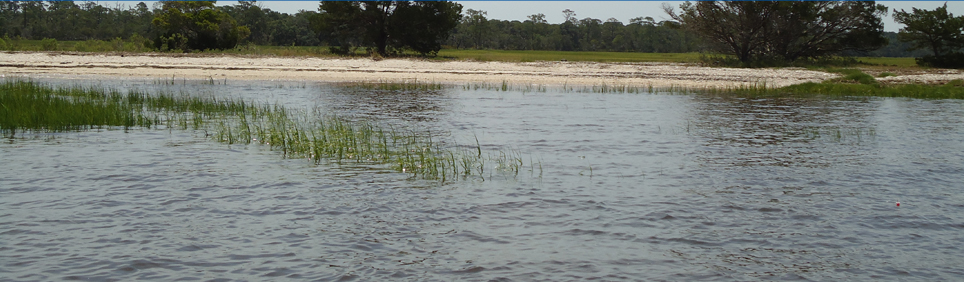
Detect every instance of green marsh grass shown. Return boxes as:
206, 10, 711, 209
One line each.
0, 80, 511, 181
854, 57, 918, 68
773, 81, 964, 99
0, 80, 157, 134
700, 69, 964, 100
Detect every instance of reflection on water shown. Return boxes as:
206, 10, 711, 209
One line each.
2, 78, 964, 281
319, 87, 453, 124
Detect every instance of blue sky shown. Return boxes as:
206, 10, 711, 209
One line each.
121, 1, 963, 32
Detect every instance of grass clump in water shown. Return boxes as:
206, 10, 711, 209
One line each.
776, 81, 964, 99
0, 80, 157, 134
714, 69, 964, 99
0, 80, 503, 181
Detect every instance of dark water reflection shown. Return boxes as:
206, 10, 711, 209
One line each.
2, 78, 963, 281
319, 87, 453, 124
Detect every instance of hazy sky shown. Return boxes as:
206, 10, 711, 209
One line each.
123, 1, 963, 32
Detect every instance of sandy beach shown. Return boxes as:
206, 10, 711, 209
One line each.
2, 51, 962, 87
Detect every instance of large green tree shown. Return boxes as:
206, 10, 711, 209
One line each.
666, 1, 888, 63
151, 1, 250, 51
310, 1, 462, 56
893, 4, 964, 61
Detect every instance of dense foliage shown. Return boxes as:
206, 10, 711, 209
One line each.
0, 0, 320, 49
310, 1, 462, 56
894, 4, 964, 68
220, 1, 322, 47
445, 10, 701, 53
152, 1, 250, 51
666, 1, 888, 64
0, 1, 155, 41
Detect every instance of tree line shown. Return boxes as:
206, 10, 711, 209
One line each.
0, 1, 321, 47
0, 0, 958, 66
445, 9, 702, 53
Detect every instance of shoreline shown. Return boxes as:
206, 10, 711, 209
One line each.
2, 51, 962, 88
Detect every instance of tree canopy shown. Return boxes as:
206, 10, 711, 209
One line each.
310, 1, 462, 56
894, 4, 964, 62
666, 1, 888, 64
151, 1, 250, 51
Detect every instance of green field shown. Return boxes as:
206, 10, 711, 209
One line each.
852, 57, 918, 68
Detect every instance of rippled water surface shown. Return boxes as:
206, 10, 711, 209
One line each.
3, 78, 964, 281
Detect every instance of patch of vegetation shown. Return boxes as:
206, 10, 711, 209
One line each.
718, 70, 964, 99
699, 54, 865, 68
438, 49, 703, 63
668, 1, 888, 64
777, 81, 964, 99
854, 57, 919, 67
894, 4, 964, 68
0, 36, 154, 53
0, 80, 529, 180
915, 53, 964, 69
824, 68, 878, 85
40, 38, 59, 51
0, 81, 158, 133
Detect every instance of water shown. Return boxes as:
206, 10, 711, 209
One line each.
3, 78, 964, 281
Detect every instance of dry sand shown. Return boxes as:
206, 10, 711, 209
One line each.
2, 51, 962, 87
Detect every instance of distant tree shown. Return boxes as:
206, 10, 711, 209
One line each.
390, 1, 463, 54
666, 1, 888, 64
309, 1, 363, 54
442, 9, 701, 53
151, 1, 250, 51
558, 9, 579, 51
223, 0, 269, 44
523, 13, 549, 49
603, 18, 622, 50
562, 9, 577, 24
893, 4, 964, 62
311, 1, 462, 56
273, 11, 322, 46
462, 9, 489, 49
579, 17, 602, 51
765, 1, 888, 61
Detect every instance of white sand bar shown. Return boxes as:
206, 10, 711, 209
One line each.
0, 51, 851, 88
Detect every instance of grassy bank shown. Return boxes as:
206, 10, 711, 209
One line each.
775, 80, 964, 99
436, 49, 703, 63
718, 68, 964, 99
0, 80, 525, 180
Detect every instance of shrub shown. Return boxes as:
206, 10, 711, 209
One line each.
916, 53, 964, 69
699, 54, 860, 68
40, 38, 59, 51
